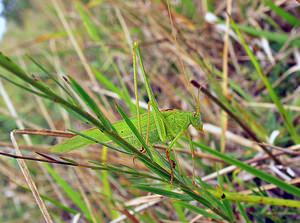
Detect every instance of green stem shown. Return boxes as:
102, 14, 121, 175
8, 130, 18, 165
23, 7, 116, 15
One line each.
211, 190, 300, 208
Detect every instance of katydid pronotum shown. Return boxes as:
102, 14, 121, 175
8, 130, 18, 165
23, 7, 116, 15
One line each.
51, 42, 203, 183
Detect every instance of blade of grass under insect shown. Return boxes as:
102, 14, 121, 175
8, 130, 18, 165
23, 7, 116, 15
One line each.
237, 202, 252, 223
231, 19, 300, 144
137, 183, 228, 220
134, 185, 191, 201
174, 201, 222, 221
221, 197, 234, 222
72, 129, 171, 183
66, 129, 131, 154
44, 163, 93, 220
264, 0, 300, 27
17, 150, 300, 209
90, 160, 162, 181
180, 187, 230, 220
101, 146, 119, 219
115, 103, 153, 160
196, 177, 228, 215
173, 202, 188, 223
218, 174, 236, 221
68, 76, 115, 131
193, 141, 300, 198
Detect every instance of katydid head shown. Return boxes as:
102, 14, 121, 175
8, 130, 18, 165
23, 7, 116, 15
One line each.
189, 80, 203, 131
190, 112, 203, 131
190, 80, 203, 131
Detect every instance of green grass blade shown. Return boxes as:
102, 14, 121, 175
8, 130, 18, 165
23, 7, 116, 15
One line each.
65, 129, 131, 154
68, 76, 115, 131
20, 182, 81, 216
134, 42, 157, 109
28, 56, 73, 99
76, 2, 136, 113
221, 198, 234, 222
264, 0, 300, 27
135, 185, 191, 201
177, 0, 196, 18
93, 68, 136, 114
44, 164, 93, 220
101, 146, 119, 219
237, 202, 252, 223
175, 201, 222, 221
75, 2, 101, 42
231, 19, 300, 144
180, 187, 230, 220
115, 103, 153, 160
173, 202, 188, 223
194, 141, 300, 198
207, 74, 268, 139
0, 73, 50, 99
93, 68, 122, 96
235, 24, 300, 47
196, 177, 228, 215
134, 42, 167, 142
90, 161, 162, 181
0, 53, 59, 99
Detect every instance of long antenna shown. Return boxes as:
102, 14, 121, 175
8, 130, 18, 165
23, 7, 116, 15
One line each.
190, 79, 281, 165
196, 88, 201, 114
191, 80, 201, 114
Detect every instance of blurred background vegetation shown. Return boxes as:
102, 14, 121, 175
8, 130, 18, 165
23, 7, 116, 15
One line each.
0, 0, 299, 222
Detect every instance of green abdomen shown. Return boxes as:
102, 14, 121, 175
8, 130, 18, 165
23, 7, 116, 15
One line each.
51, 110, 190, 153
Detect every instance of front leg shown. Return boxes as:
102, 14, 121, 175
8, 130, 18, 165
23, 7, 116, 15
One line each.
166, 128, 187, 183
186, 132, 196, 185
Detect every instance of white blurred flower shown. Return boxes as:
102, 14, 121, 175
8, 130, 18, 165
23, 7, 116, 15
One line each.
0, 0, 4, 14
0, 0, 6, 40
205, 12, 218, 24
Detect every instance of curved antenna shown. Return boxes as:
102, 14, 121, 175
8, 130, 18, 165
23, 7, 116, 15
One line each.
196, 88, 201, 115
